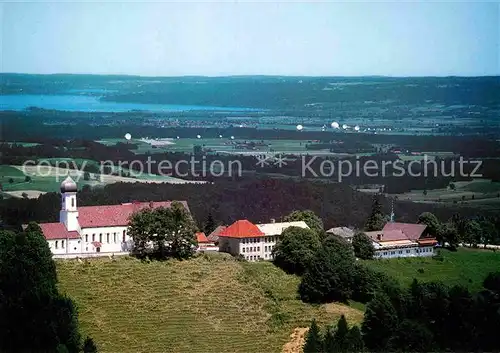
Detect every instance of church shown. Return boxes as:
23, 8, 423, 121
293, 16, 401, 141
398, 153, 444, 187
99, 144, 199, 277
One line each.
39, 176, 190, 258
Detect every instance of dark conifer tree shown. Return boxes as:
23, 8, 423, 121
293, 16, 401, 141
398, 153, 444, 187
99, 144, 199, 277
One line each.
83, 336, 98, 353
362, 293, 398, 351
303, 319, 323, 353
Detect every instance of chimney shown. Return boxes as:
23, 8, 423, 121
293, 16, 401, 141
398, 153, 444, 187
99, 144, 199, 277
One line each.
377, 233, 382, 241
270, 218, 276, 223
149, 201, 154, 208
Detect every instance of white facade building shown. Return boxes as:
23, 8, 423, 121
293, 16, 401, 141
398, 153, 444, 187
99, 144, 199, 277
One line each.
365, 222, 437, 259
218, 219, 309, 261
39, 176, 190, 258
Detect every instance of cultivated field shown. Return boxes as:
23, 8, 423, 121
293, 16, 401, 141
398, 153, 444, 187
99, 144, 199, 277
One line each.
57, 254, 363, 353
390, 179, 500, 210
96, 137, 375, 157
0, 164, 203, 196
363, 248, 500, 292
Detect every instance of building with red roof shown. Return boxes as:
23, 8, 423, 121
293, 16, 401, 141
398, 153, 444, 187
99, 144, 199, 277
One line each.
195, 232, 218, 252
364, 221, 437, 259
38, 176, 190, 258
218, 219, 309, 261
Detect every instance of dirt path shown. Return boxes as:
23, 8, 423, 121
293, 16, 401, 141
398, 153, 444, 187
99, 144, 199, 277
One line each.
282, 327, 308, 353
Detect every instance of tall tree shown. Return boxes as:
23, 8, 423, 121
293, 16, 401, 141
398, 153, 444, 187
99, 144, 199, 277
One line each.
333, 315, 349, 352
0, 223, 81, 353
323, 325, 336, 353
365, 197, 386, 231
417, 212, 441, 238
345, 326, 364, 352
462, 220, 482, 246
203, 212, 216, 235
362, 293, 399, 351
352, 231, 375, 260
303, 319, 323, 353
272, 226, 321, 275
128, 202, 196, 260
299, 236, 355, 303
283, 210, 324, 235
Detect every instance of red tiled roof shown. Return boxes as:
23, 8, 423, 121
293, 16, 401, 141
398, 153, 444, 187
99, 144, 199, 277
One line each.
418, 238, 438, 246
383, 222, 427, 240
365, 229, 408, 242
78, 201, 189, 228
39, 223, 80, 240
218, 220, 265, 238
196, 232, 210, 243
207, 225, 226, 242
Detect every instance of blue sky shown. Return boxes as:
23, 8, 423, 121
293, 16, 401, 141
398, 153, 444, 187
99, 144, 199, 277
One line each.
1, 1, 498, 76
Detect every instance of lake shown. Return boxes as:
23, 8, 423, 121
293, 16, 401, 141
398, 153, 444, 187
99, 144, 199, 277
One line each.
0, 94, 261, 113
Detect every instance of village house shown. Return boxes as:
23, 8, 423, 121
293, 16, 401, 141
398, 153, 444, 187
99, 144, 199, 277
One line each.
195, 232, 219, 252
365, 222, 437, 259
217, 219, 309, 261
38, 176, 192, 258
326, 226, 355, 243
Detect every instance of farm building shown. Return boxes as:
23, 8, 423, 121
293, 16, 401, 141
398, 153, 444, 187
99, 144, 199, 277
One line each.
365, 222, 437, 259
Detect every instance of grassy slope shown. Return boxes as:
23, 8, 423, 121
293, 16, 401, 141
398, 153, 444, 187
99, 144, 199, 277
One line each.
57, 254, 363, 353
363, 248, 500, 292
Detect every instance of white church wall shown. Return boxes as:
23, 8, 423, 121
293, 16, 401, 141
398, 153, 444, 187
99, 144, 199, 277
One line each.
80, 226, 133, 254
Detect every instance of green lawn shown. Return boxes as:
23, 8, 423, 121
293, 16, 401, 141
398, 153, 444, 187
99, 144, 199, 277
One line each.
363, 248, 500, 292
57, 254, 363, 353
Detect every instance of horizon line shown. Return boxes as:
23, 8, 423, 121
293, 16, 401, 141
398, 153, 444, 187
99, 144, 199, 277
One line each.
1, 72, 499, 79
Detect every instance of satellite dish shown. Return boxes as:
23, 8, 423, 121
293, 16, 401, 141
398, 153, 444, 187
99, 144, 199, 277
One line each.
196, 135, 201, 139
219, 134, 223, 138
230, 136, 235, 140
296, 124, 303, 131
331, 122, 340, 129
124, 133, 131, 140
176, 136, 180, 139
342, 124, 348, 129
354, 125, 360, 131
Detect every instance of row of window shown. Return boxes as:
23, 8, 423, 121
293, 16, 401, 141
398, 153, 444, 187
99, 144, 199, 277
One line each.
242, 246, 260, 253
245, 255, 261, 261
84, 230, 127, 244
241, 245, 275, 253
241, 236, 276, 244
245, 253, 274, 261
55, 240, 65, 249
379, 247, 433, 256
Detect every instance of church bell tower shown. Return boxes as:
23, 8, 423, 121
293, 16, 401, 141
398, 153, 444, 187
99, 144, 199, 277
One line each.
59, 176, 79, 231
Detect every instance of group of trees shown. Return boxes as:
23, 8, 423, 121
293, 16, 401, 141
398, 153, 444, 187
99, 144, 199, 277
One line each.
0, 223, 98, 353
418, 211, 500, 248
127, 201, 197, 260
303, 316, 364, 353
361, 273, 500, 352
271, 210, 379, 304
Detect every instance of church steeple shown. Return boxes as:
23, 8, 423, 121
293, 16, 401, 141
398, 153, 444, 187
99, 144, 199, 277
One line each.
59, 176, 79, 231
390, 198, 395, 223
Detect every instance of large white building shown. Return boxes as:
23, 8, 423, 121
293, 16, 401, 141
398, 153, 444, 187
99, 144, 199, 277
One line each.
38, 176, 190, 258
217, 219, 309, 261
365, 222, 437, 259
